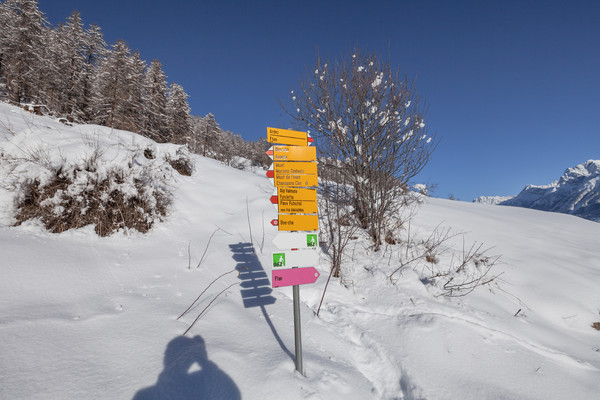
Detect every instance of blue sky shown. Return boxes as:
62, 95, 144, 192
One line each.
39, 0, 599, 201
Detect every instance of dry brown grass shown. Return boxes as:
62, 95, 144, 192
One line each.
14, 165, 171, 236
167, 157, 193, 176
593, 322, 600, 331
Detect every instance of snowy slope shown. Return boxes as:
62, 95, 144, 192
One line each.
499, 160, 600, 222
1, 103, 599, 399
473, 195, 514, 205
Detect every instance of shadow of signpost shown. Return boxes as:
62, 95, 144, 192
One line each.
132, 335, 240, 400
230, 242, 294, 361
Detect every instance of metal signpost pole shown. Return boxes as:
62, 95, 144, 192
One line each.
293, 283, 303, 375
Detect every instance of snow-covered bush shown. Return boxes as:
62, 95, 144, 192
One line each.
0, 118, 186, 236
165, 147, 194, 176
9, 148, 174, 236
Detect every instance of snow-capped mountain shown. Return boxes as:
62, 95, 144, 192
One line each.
499, 160, 600, 222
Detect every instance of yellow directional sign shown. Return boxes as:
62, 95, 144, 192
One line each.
277, 199, 318, 214
273, 161, 317, 175
277, 187, 317, 202
269, 146, 317, 162
274, 173, 318, 188
277, 214, 319, 231
267, 127, 309, 146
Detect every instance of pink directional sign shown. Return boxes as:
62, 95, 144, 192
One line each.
272, 267, 320, 288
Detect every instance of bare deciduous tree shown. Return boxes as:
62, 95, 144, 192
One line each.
285, 49, 436, 248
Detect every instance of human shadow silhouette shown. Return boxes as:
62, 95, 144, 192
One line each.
230, 242, 294, 361
132, 335, 240, 400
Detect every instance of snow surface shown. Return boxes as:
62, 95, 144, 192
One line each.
1, 103, 600, 399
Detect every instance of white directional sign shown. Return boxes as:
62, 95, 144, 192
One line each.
272, 232, 319, 250
272, 249, 319, 269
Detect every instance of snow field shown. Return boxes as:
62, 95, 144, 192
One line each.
1, 103, 599, 399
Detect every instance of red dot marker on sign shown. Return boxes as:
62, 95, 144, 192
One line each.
271, 219, 279, 226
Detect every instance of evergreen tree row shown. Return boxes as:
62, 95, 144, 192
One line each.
0, 0, 269, 168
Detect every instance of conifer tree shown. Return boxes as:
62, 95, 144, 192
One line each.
61, 10, 87, 120
93, 40, 141, 131
166, 82, 192, 144
0, 0, 17, 89
142, 60, 169, 142
39, 22, 63, 110
80, 23, 106, 121
123, 50, 146, 132
197, 112, 221, 156
1, 0, 48, 103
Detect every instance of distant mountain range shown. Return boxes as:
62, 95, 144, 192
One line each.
473, 160, 600, 222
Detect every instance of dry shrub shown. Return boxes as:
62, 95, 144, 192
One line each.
166, 147, 194, 176
593, 322, 600, 331
385, 230, 397, 245
13, 161, 172, 237
388, 226, 501, 296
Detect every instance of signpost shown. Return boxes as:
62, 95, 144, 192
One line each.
272, 249, 319, 268
272, 232, 319, 250
265, 127, 320, 377
269, 173, 318, 188
272, 187, 318, 202
272, 267, 320, 288
267, 127, 314, 146
266, 145, 317, 162
268, 161, 318, 176
270, 214, 319, 231
272, 199, 318, 214
270, 188, 318, 214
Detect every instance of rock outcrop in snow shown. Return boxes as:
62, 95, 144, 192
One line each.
499, 160, 600, 222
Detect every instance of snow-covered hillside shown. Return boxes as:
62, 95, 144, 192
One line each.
472, 195, 514, 205
497, 160, 600, 222
1, 103, 599, 399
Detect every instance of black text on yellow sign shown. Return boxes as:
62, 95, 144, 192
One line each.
273, 173, 318, 188
277, 187, 317, 202
273, 161, 317, 175
277, 214, 319, 231
267, 146, 317, 162
267, 127, 309, 146
277, 199, 318, 214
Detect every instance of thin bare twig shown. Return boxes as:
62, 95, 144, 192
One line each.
182, 282, 240, 336
196, 227, 222, 269
187, 240, 192, 270
177, 268, 239, 320
260, 209, 265, 254
246, 196, 254, 252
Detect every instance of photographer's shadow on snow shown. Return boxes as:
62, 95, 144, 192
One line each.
132, 335, 240, 400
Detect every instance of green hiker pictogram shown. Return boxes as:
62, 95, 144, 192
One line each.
307, 234, 317, 247
273, 253, 286, 267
